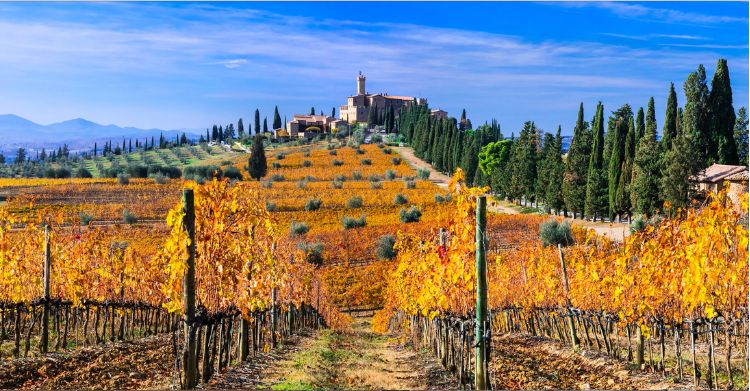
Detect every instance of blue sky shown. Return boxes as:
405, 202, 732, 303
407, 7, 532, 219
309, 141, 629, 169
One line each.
0, 1, 747, 136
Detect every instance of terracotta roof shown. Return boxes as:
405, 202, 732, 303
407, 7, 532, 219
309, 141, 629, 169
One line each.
726, 170, 749, 181
693, 164, 748, 183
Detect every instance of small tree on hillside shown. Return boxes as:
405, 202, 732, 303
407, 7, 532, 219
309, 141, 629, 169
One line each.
248, 135, 267, 180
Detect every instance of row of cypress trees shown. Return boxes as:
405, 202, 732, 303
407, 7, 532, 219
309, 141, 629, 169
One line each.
398, 58, 747, 222
398, 104, 501, 185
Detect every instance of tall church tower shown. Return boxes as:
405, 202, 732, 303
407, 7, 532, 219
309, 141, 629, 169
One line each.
357, 72, 366, 96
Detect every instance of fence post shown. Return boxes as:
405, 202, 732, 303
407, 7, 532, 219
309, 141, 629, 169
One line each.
271, 287, 278, 348
475, 195, 489, 390
182, 189, 198, 389
40, 224, 51, 354
558, 243, 579, 350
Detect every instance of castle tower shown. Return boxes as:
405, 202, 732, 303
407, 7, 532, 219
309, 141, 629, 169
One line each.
357, 72, 366, 95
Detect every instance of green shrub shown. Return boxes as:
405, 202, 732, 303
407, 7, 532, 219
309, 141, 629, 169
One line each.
371, 134, 383, 143
342, 214, 366, 229
266, 201, 277, 211
79, 212, 94, 226
417, 168, 430, 179
127, 165, 149, 178
356, 148, 366, 155
539, 219, 574, 247
329, 149, 338, 156
305, 175, 317, 182
434, 194, 446, 203
382, 147, 392, 154
297, 180, 308, 189
297, 242, 324, 266
331, 180, 343, 189
347, 196, 363, 208
305, 198, 322, 211
393, 193, 408, 205
221, 160, 233, 166
290, 221, 309, 236
272, 161, 282, 169
405, 180, 416, 189
117, 174, 130, 185
332, 159, 344, 166
334, 174, 346, 182
376, 234, 397, 260
276, 153, 285, 160
76, 167, 93, 178
399, 206, 422, 223
391, 157, 402, 165
361, 159, 372, 166
370, 180, 382, 189
351, 171, 363, 180
223, 166, 243, 180
302, 160, 312, 167
384, 169, 397, 180
262, 181, 273, 189
270, 174, 285, 182
368, 174, 382, 181
304, 151, 311, 157
123, 209, 138, 224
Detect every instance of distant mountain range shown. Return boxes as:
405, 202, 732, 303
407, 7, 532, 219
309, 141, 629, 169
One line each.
0, 114, 199, 155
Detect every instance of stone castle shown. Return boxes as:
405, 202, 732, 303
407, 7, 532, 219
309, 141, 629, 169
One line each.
339, 73, 429, 124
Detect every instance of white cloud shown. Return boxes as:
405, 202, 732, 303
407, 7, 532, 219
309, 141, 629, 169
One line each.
212, 59, 248, 69
561, 2, 747, 25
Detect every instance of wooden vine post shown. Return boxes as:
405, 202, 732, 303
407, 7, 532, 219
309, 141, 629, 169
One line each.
40, 224, 51, 353
557, 243, 579, 350
182, 189, 198, 389
475, 195, 489, 390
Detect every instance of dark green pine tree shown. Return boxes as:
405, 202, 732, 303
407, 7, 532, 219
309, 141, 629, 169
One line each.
331, 107, 336, 118
263, 117, 268, 134
459, 109, 467, 131
709, 59, 738, 164
607, 104, 632, 221
237, 118, 245, 139
662, 83, 678, 151
683, 64, 711, 171
273, 106, 282, 130
734, 107, 749, 166
247, 135, 267, 180
368, 104, 378, 126
677, 107, 684, 136
632, 97, 662, 216
94, 143, 97, 157
545, 126, 565, 214
310, 107, 315, 116
212, 125, 219, 141
254, 109, 261, 136
585, 102, 607, 221
563, 103, 591, 218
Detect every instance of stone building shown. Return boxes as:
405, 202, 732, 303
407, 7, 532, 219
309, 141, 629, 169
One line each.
339, 73, 427, 124
286, 114, 341, 138
692, 163, 748, 212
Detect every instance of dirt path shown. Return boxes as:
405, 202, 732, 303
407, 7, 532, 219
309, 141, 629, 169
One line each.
214, 316, 455, 390
394, 146, 629, 241
491, 334, 687, 390
0, 335, 174, 390
393, 146, 450, 190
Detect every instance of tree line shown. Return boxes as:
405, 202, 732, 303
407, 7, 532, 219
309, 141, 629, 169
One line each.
399, 59, 748, 221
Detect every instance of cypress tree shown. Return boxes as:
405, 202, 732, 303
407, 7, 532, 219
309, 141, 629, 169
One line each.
273, 106, 282, 130
660, 133, 692, 211
607, 104, 632, 221
237, 118, 245, 139
683, 65, 711, 171
461, 134, 480, 186
709, 59, 738, 164
635, 107, 645, 146
562, 103, 591, 218
536, 132, 555, 211
212, 125, 219, 141
248, 135, 267, 180
254, 109, 261, 136
509, 121, 538, 204
662, 83, 678, 151
263, 118, 268, 134
632, 97, 662, 216
310, 107, 315, 115
585, 102, 607, 220
545, 126, 565, 214
331, 107, 336, 118
734, 107, 749, 166
616, 115, 636, 220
